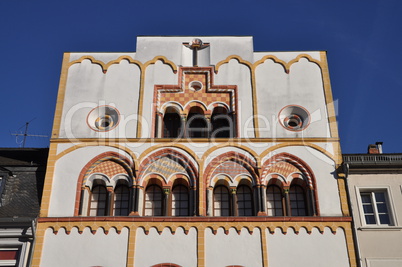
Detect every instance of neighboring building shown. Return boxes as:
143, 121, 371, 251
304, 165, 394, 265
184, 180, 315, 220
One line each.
0, 148, 48, 267
344, 143, 402, 267
31, 36, 357, 267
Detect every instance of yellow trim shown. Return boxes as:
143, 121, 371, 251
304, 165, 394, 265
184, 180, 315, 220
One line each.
320, 52, 340, 140
138, 143, 200, 162
66, 54, 177, 140
254, 55, 288, 73
197, 225, 206, 267
68, 55, 108, 71
215, 55, 259, 138
337, 178, 350, 216
215, 55, 253, 72
261, 228, 269, 267
54, 142, 139, 169
51, 137, 340, 143
31, 222, 46, 267
259, 142, 335, 167
137, 56, 178, 138
39, 143, 58, 217
286, 54, 322, 72
202, 143, 259, 166
344, 225, 358, 267
104, 55, 142, 70
51, 53, 70, 138
127, 226, 136, 267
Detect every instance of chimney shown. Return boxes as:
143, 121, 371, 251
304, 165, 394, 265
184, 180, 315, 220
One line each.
368, 142, 383, 154
376, 142, 383, 154
368, 144, 379, 154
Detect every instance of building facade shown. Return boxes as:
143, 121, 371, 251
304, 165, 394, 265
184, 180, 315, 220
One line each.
344, 143, 402, 267
32, 36, 357, 267
0, 148, 48, 267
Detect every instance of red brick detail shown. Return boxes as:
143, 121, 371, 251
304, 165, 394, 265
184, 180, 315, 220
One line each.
74, 152, 134, 216
261, 152, 320, 215
204, 151, 259, 188
153, 66, 239, 137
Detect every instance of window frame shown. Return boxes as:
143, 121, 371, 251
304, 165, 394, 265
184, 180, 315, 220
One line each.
88, 184, 109, 216
213, 185, 231, 216
171, 184, 190, 216
144, 184, 164, 216
356, 186, 396, 227
236, 184, 253, 216
266, 185, 284, 216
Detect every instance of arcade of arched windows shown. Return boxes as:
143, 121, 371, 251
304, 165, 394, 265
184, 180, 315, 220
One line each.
155, 104, 236, 139
78, 154, 318, 217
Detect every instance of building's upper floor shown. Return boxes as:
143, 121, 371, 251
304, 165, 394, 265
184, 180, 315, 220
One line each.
54, 36, 338, 141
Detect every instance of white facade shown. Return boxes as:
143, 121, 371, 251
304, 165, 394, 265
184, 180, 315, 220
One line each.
32, 36, 356, 267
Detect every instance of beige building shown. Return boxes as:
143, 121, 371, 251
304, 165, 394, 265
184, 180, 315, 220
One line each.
344, 143, 402, 267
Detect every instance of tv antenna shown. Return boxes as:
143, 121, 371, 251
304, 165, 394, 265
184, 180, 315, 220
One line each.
11, 118, 48, 147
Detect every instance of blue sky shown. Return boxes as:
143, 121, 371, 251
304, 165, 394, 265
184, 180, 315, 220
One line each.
1, 0, 401, 153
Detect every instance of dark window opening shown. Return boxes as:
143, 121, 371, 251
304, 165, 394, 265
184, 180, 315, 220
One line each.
113, 184, 130, 216
187, 106, 208, 138
211, 107, 232, 138
237, 185, 253, 216
163, 107, 182, 138
172, 185, 189, 216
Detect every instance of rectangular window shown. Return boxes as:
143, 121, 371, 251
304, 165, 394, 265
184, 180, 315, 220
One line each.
360, 190, 392, 226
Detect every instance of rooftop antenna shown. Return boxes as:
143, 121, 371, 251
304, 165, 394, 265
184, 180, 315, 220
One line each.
11, 118, 48, 147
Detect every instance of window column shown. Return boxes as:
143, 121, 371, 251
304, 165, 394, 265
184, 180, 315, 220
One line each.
230, 187, 237, 216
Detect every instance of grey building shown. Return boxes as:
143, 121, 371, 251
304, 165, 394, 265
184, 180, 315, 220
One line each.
0, 148, 47, 267
344, 143, 402, 267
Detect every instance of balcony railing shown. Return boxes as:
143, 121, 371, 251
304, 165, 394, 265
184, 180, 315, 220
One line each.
343, 154, 402, 166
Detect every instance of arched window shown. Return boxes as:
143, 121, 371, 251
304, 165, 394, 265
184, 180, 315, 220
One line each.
113, 184, 130, 216
266, 185, 284, 216
144, 185, 163, 216
237, 185, 253, 216
163, 107, 182, 138
211, 106, 232, 138
89, 184, 108, 216
172, 185, 189, 216
187, 106, 208, 138
214, 186, 230, 216
289, 185, 307, 216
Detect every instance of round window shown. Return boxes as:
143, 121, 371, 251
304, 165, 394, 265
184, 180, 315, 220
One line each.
87, 106, 120, 132
189, 81, 203, 91
278, 105, 310, 131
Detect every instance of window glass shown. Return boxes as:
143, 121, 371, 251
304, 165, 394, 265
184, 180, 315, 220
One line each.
172, 185, 189, 216
237, 185, 253, 216
214, 186, 230, 216
289, 185, 306, 216
266, 185, 283, 216
145, 185, 163, 216
114, 185, 130, 216
89, 185, 108, 216
360, 191, 391, 225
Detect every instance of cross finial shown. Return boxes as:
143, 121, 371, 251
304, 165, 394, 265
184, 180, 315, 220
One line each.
183, 38, 210, 67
